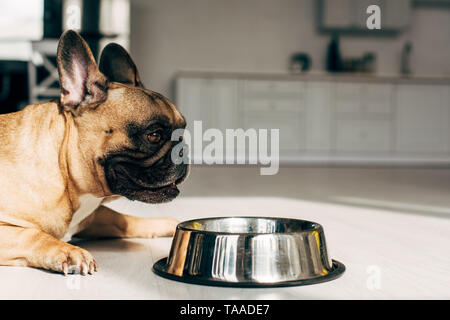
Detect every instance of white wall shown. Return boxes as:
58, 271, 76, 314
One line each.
130, 0, 450, 98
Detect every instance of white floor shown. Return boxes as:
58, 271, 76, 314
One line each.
0, 166, 449, 299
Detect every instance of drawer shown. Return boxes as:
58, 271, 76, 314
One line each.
272, 81, 304, 94
336, 99, 361, 113
243, 80, 303, 98
364, 84, 393, 114
395, 84, 449, 152
243, 80, 273, 93
365, 99, 392, 114
336, 83, 363, 113
242, 98, 304, 113
242, 113, 304, 151
336, 83, 363, 100
335, 83, 393, 114
336, 117, 392, 152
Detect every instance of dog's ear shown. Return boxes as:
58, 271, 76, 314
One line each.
99, 43, 145, 88
57, 30, 108, 113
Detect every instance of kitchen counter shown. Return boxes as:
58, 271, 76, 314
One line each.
176, 70, 450, 85
0, 167, 449, 299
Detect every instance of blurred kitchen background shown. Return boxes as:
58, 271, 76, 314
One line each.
1, 0, 449, 166
0, 0, 450, 209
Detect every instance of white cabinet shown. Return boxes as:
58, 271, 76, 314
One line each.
242, 80, 303, 100
336, 83, 363, 113
364, 84, 392, 114
335, 83, 393, 152
176, 78, 238, 130
211, 79, 238, 131
242, 113, 304, 151
395, 85, 450, 153
176, 78, 213, 131
240, 80, 305, 152
336, 115, 392, 152
305, 81, 333, 151
176, 78, 238, 162
176, 75, 450, 165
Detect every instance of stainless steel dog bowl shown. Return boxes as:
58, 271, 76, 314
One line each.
153, 217, 345, 287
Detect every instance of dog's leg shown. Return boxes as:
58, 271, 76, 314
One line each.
74, 205, 178, 239
0, 224, 97, 275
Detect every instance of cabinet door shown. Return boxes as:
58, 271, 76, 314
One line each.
242, 113, 304, 151
243, 80, 272, 97
242, 98, 303, 113
364, 83, 393, 114
176, 78, 213, 131
305, 81, 333, 151
176, 78, 214, 163
243, 80, 302, 99
336, 115, 391, 152
335, 83, 393, 152
212, 79, 238, 131
336, 83, 363, 113
395, 85, 450, 153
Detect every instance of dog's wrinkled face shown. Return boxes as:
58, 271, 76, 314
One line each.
57, 31, 189, 203
97, 87, 189, 203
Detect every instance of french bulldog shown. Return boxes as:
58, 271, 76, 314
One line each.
0, 30, 189, 275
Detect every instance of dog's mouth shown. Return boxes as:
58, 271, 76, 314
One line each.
115, 163, 183, 188
103, 157, 188, 203
129, 178, 181, 199
141, 182, 180, 198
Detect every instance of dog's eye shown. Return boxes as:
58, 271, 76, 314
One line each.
147, 130, 162, 143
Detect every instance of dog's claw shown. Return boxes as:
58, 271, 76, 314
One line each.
88, 262, 95, 274
62, 262, 68, 276
81, 262, 88, 275
39, 242, 96, 275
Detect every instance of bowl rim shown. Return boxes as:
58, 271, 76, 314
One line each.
176, 216, 324, 236
153, 257, 345, 288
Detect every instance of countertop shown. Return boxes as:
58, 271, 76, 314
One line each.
176, 70, 450, 85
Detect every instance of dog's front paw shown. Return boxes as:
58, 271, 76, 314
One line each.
150, 217, 179, 238
45, 243, 97, 276
132, 217, 179, 238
